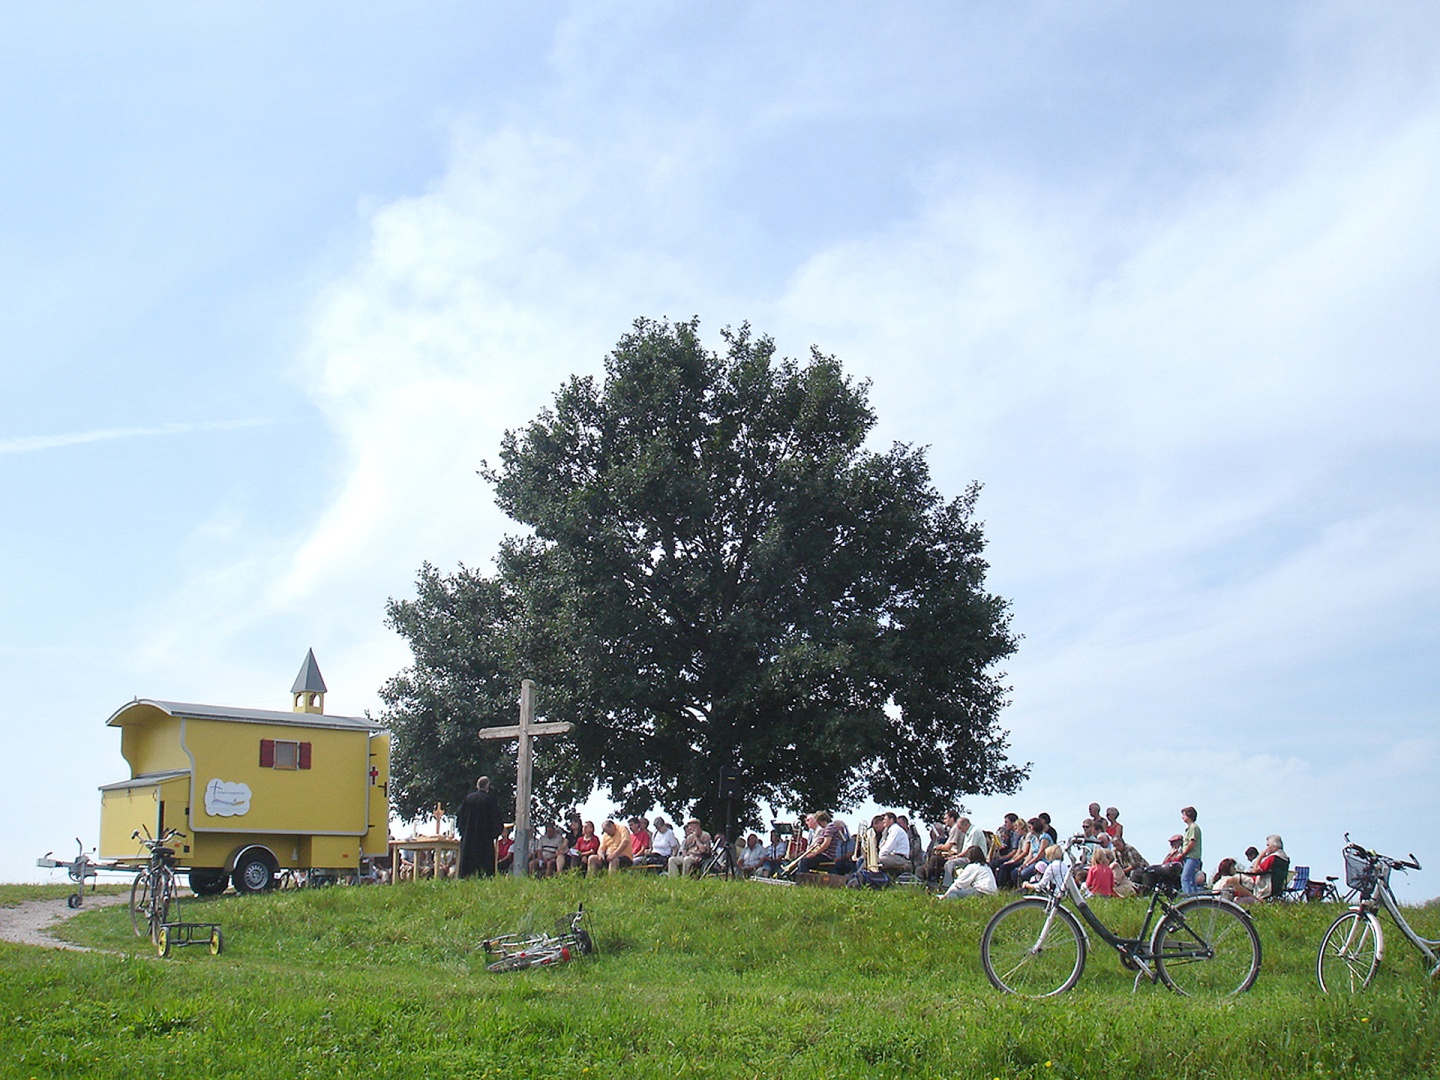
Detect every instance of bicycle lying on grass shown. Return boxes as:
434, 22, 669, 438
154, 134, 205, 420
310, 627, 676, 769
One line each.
482, 907, 593, 972
980, 837, 1261, 997
1316, 836, 1439, 993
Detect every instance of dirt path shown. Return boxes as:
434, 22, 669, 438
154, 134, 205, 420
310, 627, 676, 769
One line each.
0, 894, 128, 952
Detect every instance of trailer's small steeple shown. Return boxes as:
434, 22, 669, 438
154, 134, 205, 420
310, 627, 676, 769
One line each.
291, 649, 327, 714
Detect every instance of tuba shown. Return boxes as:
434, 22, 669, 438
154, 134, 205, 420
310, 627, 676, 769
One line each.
856, 826, 880, 874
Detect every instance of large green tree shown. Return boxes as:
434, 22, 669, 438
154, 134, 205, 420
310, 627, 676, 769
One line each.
380, 318, 1025, 825
379, 563, 522, 818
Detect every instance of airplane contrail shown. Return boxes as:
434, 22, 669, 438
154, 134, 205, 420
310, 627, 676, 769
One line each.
0, 418, 273, 455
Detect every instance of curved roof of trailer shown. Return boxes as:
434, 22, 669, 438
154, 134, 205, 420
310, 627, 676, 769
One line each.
99, 768, 191, 792
106, 699, 385, 733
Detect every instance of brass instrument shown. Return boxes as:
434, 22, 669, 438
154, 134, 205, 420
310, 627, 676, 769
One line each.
855, 826, 880, 874
784, 828, 808, 861
781, 822, 829, 876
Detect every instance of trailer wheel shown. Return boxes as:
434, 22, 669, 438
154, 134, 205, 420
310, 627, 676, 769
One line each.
188, 869, 230, 897
157, 926, 171, 958
232, 851, 278, 894
209, 927, 224, 955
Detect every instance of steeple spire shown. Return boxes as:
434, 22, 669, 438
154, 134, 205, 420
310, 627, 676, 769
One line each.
291, 649, 327, 714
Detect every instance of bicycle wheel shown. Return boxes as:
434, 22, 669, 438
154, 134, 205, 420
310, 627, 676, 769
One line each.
487, 954, 537, 973
1317, 909, 1381, 993
130, 873, 153, 937
148, 870, 176, 943
1153, 897, 1261, 996
981, 898, 1087, 997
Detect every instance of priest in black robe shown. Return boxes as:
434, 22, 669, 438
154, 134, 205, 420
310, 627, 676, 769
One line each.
457, 776, 503, 877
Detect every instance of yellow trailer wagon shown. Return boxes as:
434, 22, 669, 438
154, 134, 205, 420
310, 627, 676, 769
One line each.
99, 651, 390, 894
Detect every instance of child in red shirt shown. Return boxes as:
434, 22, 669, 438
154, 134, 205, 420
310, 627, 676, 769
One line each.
1085, 848, 1118, 897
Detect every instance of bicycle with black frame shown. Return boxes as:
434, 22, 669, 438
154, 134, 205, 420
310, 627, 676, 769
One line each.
129, 827, 184, 944
1316, 835, 1439, 993
980, 836, 1262, 997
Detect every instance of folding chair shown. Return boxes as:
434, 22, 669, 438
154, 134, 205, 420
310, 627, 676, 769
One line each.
1276, 864, 1311, 902
1257, 856, 1290, 901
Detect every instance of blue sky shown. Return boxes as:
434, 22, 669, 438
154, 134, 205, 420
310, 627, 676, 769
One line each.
4, 3, 1437, 898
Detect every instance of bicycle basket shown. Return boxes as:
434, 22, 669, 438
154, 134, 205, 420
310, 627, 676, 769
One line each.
1343, 847, 1384, 896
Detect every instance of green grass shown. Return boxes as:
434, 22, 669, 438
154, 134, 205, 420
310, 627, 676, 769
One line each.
3, 877, 1438, 1079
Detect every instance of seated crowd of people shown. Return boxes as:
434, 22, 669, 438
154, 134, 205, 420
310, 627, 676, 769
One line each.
494, 800, 1296, 904
931, 803, 1294, 904
511, 813, 727, 877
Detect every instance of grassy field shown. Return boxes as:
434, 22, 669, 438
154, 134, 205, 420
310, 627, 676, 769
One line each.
3, 876, 1437, 1079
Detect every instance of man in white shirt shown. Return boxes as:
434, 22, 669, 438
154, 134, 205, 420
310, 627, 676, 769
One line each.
943, 816, 988, 887
737, 833, 765, 877
757, 829, 789, 877
531, 822, 564, 876
877, 812, 911, 873
802, 813, 820, 847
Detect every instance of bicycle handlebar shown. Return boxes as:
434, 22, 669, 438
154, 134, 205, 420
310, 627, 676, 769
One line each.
1343, 837, 1421, 874
131, 828, 185, 850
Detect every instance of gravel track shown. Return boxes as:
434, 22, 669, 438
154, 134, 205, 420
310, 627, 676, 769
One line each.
0, 894, 128, 952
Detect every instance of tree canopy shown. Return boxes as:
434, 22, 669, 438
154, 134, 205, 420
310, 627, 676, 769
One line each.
380, 317, 1025, 825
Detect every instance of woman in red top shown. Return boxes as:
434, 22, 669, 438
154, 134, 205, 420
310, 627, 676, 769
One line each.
1240, 835, 1288, 899
1104, 807, 1123, 841
629, 817, 653, 858
574, 821, 600, 873
496, 824, 515, 873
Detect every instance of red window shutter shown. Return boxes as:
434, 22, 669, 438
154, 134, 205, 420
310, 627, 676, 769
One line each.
259, 739, 275, 768
299, 742, 312, 770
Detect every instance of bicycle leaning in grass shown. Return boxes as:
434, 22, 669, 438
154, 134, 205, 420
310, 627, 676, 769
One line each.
129, 827, 184, 944
1316, 835, 1440, 993
980, 836, 1262, 997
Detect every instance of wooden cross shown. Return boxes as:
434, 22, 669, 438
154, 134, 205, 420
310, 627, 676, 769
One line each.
478, 679, 573, 876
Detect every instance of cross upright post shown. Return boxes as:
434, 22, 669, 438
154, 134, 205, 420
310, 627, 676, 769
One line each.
478, 679, 573, 877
